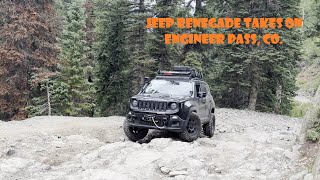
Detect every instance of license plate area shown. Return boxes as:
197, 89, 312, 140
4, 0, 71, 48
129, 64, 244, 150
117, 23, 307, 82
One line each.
142, 115, 156, 122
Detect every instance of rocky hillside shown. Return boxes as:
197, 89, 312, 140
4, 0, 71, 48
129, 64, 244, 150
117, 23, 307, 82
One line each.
0, 109, 309, 179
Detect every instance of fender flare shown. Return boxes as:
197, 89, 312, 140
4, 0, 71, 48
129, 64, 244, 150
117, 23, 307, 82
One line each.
180, 106, 198, 131
186, 106, 198, 122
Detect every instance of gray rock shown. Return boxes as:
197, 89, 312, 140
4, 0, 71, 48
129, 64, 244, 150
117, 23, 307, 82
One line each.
284, 150, 297, 160
214, 168, 223, 174
218, 128, 227, 133
255, 167, 261, 171
119, 136, 125, 142
303, 174, 313, 180
160, 166, 170, 174
169, 170, 188, 177
174, 175, 188, 179
51, 141, 65, 148
197, 138, 217, 147
0, 109, 307, 179
6, 149, 15, 156
289, 171, 308, 180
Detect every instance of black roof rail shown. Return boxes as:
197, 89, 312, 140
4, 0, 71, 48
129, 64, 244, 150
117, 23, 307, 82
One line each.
173, 66, 193, 72
156, 66, 203, 79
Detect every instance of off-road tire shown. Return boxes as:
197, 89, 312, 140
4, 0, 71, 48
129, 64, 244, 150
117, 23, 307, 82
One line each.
179, 112, 201, 142
123, 119, 148, 142
203, 114, 215, 137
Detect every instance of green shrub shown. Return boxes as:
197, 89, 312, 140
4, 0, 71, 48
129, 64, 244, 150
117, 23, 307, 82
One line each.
290, 101, 312, 118
313, 117, 320, 134
307, 117, 320, 143
307, 129, 319, 142
317, 107, 320, 119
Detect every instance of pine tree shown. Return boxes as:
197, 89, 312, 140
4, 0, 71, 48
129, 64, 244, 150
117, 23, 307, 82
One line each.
95, 0, 131, 116
53, 0, 95, 116
148, 0, 184, 70
208, 0, 301, 114
312, 0, 320, 46
126, 0, 153, 94
84, 0, 96, 83
178, 0, 215, 75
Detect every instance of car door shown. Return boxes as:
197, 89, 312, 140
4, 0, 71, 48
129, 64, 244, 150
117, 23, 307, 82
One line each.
199, 83, 210, 121
202, 83, 212, 120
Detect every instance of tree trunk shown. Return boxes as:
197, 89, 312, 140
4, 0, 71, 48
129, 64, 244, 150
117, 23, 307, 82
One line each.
84, 0, 95, 82
139, 67, 145, 89
46, 81, 51, 116
274, 83, 282, 113
195, 0, 203, 16
138, 0, 145, 91
177, 0, 202, 64
248, 80, 258, 110
159, 55, 165, 70
248, 62, 259, 110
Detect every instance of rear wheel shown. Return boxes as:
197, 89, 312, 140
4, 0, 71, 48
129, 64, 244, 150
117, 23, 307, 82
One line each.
179, 112, 201, 142
123, 119, 148, 142
203, 114, 215, 137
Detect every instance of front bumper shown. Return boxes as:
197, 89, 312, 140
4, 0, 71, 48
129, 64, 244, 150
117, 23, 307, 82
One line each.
126, 111, 187, 132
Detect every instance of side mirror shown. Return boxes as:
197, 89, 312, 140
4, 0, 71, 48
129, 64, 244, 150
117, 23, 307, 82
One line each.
198, 92, 207, 98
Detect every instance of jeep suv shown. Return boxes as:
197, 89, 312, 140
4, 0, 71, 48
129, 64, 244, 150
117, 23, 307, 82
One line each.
123, 66, 216, 142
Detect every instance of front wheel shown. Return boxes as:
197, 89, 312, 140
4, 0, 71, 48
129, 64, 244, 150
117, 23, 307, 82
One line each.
179, 112, 201, 142
123, 119, 148, 142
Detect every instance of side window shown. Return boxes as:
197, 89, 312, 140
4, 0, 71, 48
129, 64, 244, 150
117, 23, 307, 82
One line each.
195, 84, 201, 97
200, 83, 207, 93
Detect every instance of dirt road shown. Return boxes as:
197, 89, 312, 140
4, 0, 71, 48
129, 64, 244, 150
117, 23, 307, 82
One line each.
0, 109, 308, 179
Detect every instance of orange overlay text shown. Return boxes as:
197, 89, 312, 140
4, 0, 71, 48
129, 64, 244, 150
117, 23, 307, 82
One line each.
146, 18, 302, 45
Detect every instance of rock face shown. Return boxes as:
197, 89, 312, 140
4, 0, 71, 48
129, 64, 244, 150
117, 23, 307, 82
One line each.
0, 109, 305, 179
311, 85, 320, 179
314, 86, 320, 105
305, 85, 320, 122
313, 151, 320, 179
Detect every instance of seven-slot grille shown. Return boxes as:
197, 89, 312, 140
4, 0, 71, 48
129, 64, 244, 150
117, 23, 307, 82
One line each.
137, 100, 168, 111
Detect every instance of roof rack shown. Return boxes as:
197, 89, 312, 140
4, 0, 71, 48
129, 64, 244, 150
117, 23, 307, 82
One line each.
156, 66, 203, 80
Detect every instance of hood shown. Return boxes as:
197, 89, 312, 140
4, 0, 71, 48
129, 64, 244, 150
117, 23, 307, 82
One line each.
132, 93, 191, 103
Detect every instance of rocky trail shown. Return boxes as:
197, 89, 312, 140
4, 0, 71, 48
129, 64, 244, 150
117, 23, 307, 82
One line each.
0, 109, 309, 180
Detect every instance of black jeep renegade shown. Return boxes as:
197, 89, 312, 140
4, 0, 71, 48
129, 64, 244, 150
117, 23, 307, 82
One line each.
123, 66, 216, 142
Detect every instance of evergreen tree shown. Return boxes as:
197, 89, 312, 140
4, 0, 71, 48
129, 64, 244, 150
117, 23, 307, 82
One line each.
208, 0, 301, 114
84, 0, 96, 83
126, 0, 154, 94
312, 0, 320, 46
178, 0, 216, 76
95, 0, 131, 116
148, 0, 184, 70
53, 0, 95, 116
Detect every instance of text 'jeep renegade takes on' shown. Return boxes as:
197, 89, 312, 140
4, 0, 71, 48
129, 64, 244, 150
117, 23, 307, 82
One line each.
123, 66, 216, 142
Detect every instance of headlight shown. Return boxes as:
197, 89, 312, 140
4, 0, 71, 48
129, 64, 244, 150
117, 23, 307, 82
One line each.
132, 100, 138, 107
170, 103, 178, 110
184, 101, 191, 107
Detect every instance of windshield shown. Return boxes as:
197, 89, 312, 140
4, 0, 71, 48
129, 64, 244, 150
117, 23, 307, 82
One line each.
142, 79, 193, 97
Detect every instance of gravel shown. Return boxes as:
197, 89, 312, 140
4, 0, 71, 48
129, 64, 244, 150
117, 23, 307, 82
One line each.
0, 109, 307, 179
